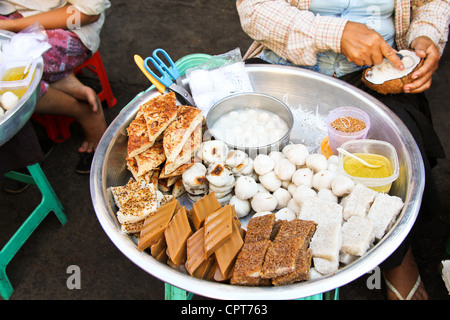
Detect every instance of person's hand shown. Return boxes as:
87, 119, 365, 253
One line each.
341, 21, 403, 70
404, 36, 440, 93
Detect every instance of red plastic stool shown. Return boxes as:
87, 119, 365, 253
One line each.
74, 51, 117, 109
32, 51, 116, 143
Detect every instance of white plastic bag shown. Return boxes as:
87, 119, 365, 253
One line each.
186, 48, 253, 115
2, 22, 51, 61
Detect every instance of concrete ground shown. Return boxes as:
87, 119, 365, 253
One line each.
1, 0, 449, 300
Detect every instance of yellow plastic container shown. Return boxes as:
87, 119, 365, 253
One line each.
0, 59, 37, 99
338, 139, 399, 192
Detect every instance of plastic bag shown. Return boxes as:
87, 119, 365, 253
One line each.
2, 22, 51, 61
186, 48, 253, 115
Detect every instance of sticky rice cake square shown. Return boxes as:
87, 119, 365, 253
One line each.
271, 248, 312, 286
310, 223, 342, 262
244, 213, 276, 243
274, 219, 317, 244
342, 183, 377, 220
260, 236, 306, 279
230, 240, 271, 286
367, 193, 404, 240
341, 216, 374, 256
298, 197, 343, 226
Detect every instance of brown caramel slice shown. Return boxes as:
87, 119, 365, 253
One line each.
244, 213, 276, 243
203, 204, 233, 258
193, 256, 216, 280
230, 240, 271, 286
165, 206, 193, 266
138, 199, 180, 251
150, 237, 168, 263
191, 192, 221, 230
185, 227, 206, 276
215, 218, 244, 278
260, 236, 306, 279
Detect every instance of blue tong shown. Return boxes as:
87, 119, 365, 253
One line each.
144, 48, 196, 106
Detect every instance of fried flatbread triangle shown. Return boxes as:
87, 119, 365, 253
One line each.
162, 123, 202, 175
163, 105, 204, 163
141, 92, 178, 146
126, 113, 153, 158
134, 140, 166, 176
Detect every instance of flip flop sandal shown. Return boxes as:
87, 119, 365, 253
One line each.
75, 152, 94, 174
384, 274, 422, 300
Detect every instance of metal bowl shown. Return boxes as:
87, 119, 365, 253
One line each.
206, 92, 293, 158
90, 64, 424, 300
0, 30, 44, 147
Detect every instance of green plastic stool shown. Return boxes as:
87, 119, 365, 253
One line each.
0, 163, 67, 300
164, 283, 339, 300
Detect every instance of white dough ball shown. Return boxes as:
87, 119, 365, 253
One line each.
306, 153, 328, 172
274, 158, 296, 181
273, 188, 292, 209
259, 170, 282, 192
229, 195, 251, 218
327, 156, 339, 172
239, 157, 254, 176
225, 149, 248, 168
287, 182, 297, 196
287, 198, 302, 215
292, 168, 314, 187
281, 179, 291, 189
293, 185, 317, 205
285, 144, 309, 166
1, 91, 19, 110
312, 169, 336, 190
275, 207, 296, 221
251, 192, 277, 213
253, 154, 275, 175
282, 144, 295, 155
0, 107, 4, 117
331, 174, 355, 197
317, 188, 338, 203
268, 151, 286, 165
234, 175, 258, 200
256, 183, 269, 194
199, 140, 229, 165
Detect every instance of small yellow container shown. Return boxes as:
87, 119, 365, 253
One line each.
337, 139, 399, 193
0, 59, 37, 99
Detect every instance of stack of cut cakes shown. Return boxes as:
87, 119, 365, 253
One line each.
109, 92, 205, 234
137, 192, 245, 282
231, 214, 317, 286
299, 183, 404, 277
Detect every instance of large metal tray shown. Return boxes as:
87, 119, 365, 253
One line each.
0, 30, 44, 147
90, 64, 424, 300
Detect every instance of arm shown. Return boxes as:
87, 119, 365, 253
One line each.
404, 1, 450, 93
0, 4, 100, 33
236, 0, 348, 66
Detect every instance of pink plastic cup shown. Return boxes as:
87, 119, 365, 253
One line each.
326, 107, 370, 154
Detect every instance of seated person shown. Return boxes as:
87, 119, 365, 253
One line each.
237, 0, 449, 300
0, 0, 111, 174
